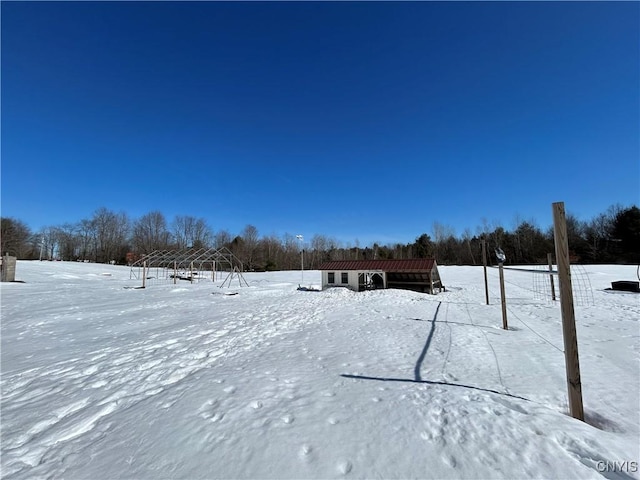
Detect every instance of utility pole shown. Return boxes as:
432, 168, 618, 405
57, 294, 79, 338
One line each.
296, 235, 304, 286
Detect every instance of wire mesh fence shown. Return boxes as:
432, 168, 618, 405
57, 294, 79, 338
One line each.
531, 264, 594, 306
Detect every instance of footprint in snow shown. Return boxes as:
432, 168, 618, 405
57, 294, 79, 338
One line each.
281, 414, 294, 424
199, 399, 225, 421
337, 459, 353, 475
209, 412, 224, 422
299, 444, 313, 459
443, 455, 457, 468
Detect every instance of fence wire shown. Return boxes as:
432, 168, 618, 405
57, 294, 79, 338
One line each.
531, 264, 594, 306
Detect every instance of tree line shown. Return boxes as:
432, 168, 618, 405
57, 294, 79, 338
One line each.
1, 204, 638, 269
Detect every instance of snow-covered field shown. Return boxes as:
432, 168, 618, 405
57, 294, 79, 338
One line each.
1, 261, 638, 479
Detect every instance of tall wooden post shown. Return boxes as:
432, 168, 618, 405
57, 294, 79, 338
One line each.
142, 261, 147, 289
498, 262, 508, 329
552, 201, 584, 421
190, 261, 194, 284
482, 240, 489, 305
547, 253, 556, 301
174, 261, 177, 285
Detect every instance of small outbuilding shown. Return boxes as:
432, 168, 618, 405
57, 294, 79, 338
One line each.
318, 258, 443, 294
0, 255, 17, 282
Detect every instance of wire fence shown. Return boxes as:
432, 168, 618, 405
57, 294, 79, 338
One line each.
530, 264, 594, 306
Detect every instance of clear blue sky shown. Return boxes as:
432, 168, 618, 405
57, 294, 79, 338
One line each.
2, 1, 638, 246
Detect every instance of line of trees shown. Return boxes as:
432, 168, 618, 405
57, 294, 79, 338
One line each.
1, 204, 638, 269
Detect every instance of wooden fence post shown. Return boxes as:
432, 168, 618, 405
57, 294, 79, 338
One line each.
142, 261, 147, 289
498, 262, 508, 329
482, 240, 489, 305
552, 201, 584, 421
547, 253, 556, 301
174, 261, 177, 285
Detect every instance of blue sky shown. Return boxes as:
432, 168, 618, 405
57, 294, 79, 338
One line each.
2, 1, 638, 246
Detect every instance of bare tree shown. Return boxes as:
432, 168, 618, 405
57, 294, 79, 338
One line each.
56, 223, 81, 260
213, 229, 232, 249
281, 233, 300, 269
91, 208, 130, 263
432, 222, 455, 261
240, 224, 260, 270
76, 218, 95, 261
310, 234, 330, 268
191, 218, 212, 249
260, 234, 283, 270
564, 213, 588, 261
172, 215, 212, 249
462, 228, 477, 265
36, 227, 59, 260
132, 211, 171, 254
584, 205, 620, 262
0, 217, 33, 258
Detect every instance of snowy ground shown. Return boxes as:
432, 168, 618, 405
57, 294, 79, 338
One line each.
1, 261, 638, 479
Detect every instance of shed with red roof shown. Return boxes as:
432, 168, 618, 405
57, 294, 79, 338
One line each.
317, 258, 443, 294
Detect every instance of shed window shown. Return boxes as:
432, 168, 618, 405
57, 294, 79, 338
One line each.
341, 272, 349, 284
328, 272, 335, 284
